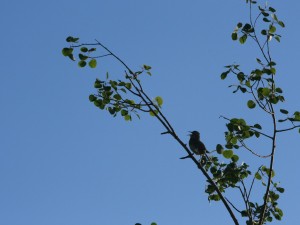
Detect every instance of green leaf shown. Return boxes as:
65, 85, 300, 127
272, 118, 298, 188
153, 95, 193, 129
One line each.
124, 115, 131, 121
231, 32, 238, 41
94, 79, 102, 88
66, 36, 79, 43
143, 64, 152, 70
239, 34, 247, 44
89, 95, 96, 102
223, 150, 234, 159
62, 48, 73, 56
121, 110, 128, 116
231, 155, 239, 162
155, 96, 163, 107
280, 109, 289, 114
237, 22, 243, 28
78, 61, 87, 67
254, 124, 262, 129
276, 87, 283, 93
270, 67, 276, 74
216, 144, 223, 154
81, 47, 88, 52
269, 25, 276, 33
89, 59, 97, 68
151, 223, 157, 225
278, 21, 285, 28
125, 83, 131, 89
276, 187, 285, 193
79, 54, 88, 60
255, 172, 262, 180
149, 110, 158, 116
275, 36, 281, 42
113, 94, 122, 100
247, 100, 256, 109
269, 7, 276, 12
68, 54, 75, 61
221, 71, 229, 80
261, 30, 267, 35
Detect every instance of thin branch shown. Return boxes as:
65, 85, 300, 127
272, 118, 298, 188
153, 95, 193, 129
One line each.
225, 197, 242, 213
239, 139, 272, 158
277, 125, 300, 132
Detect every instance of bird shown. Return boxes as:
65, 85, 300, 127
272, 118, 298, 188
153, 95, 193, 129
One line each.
188, 131, 209, 155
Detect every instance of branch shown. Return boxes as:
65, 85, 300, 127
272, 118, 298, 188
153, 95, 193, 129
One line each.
239, 139, 272, 158
277, 125, 300, 133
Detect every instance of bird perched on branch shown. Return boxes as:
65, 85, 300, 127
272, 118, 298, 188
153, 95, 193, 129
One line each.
180, 131, 210, 160
188, 131, 209, 155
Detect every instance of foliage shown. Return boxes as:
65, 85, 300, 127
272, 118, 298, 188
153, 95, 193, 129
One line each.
62, 0, 299, 224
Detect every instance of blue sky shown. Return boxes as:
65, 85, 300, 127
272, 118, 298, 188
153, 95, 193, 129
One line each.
1, 0, 300, 224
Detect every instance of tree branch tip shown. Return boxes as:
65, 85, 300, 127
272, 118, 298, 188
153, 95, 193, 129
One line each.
161, 131, 170, 135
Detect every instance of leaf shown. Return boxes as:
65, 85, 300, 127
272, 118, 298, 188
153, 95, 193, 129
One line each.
143, 64, 152, 70
276, 87, 283, 93
121, 109, 128, 116
255, 172, 262, 180
247, 100, 256, 109
223, 150, 233, 159
78, 61, 87, 67
280, 109, 289, 114
278, 21, 285, 28
231, 32, 238, 41
275, 36, 281, 42
254, 124, 262, 129
79, 54, 88, 60
276, 187, 285, 193
113, 94, 122, 100
89, 59, 97, 68
221, 71, 229, 80
231, 155, 239, 162
124, 115, 131, 121
155, 96, 163, 107
89, 95, 96, 102
269, 7, 276, 12
239, 34, 247, 44
62, 48, 73, 56
66, 36, 79, 43
149, 110, 158, 117
269, 25, 276, 33
216, 144, 223, 154
81, 47, 88, 52
151, 223, 157, 225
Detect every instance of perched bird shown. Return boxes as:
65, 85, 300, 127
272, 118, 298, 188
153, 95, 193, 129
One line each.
188, 131, 209, 155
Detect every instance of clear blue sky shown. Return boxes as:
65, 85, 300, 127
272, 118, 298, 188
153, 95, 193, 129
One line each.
1, 1, 300, 224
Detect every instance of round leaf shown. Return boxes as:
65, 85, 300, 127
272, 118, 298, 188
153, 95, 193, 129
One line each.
62, 47, 73, 56
155, 96, 163, 107
89, 59, 97, 68
239, 34, 247, 44
231, 32, 238, 41
247, 100, 256, 109
231, 155, 239, 162
78, 61, 87, 67
255, 172, 262, 180
81, 47, 88, 52
223, 150, 234, 159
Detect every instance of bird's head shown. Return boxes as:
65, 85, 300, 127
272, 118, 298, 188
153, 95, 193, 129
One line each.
188, 131, 200, 139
